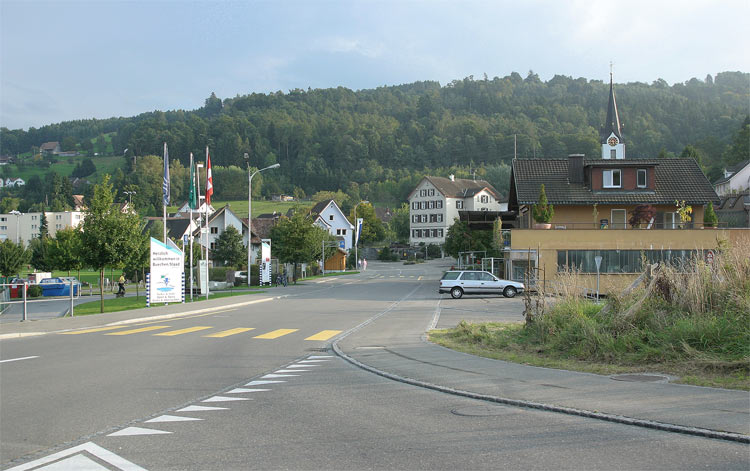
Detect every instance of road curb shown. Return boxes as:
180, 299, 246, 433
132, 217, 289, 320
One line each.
331, 341, 749, 444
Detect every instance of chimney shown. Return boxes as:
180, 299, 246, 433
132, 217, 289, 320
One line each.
449, 174, 455, 182
568, 154, 585, 184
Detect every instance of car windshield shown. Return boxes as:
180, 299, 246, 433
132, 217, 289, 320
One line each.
441, 272, 460, 280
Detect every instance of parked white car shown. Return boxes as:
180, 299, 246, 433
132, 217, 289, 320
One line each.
439, 270, 524, 299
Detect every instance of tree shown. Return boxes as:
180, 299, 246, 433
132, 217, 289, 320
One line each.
270, 209, 336, 282
48, 228, 83, 276
532, 184, 554, 224
349, 202, 385, 244
61, 136, 77, 152
703, 202, 718, 228
80, 175, 142, 312
444, 219, 497, 259
29, 237, 53, 272
212, 226, 245, 267
389, 203, 410, 243
0, 240, 30, 279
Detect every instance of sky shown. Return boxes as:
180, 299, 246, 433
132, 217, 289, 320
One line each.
1, 0, 749, 130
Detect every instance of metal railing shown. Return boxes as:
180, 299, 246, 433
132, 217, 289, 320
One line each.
518, 222, 728, 230
0, 280, 81, 321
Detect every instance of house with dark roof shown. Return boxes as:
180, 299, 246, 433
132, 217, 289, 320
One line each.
504, 72, 730, 293
40, 141, 61, 155
715, 192, 750, 228
191, 204, 261, 266
714, 160, 750, 197
310, 200, 354, 251
407, 175, 502, 245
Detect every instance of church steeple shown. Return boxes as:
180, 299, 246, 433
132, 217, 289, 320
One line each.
601, 65, 625, 159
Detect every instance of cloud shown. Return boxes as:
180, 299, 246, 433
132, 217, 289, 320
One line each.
310, 36, 385, 58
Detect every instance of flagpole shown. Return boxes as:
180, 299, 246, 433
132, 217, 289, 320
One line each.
196, 160, 204, 298
205, 145, 211, 300
189, 152, 194, 302
162, 142, 169, 243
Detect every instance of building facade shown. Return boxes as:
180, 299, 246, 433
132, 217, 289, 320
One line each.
311, 200, 354, 251
0, 211, 84, 245
408, 175, 501, 246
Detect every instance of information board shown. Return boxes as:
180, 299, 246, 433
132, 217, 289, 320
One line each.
149, 237, 183, 304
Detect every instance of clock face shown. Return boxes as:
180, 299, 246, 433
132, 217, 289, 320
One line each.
608, 137, 618, 147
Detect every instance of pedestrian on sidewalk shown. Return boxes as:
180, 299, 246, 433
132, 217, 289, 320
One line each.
363, 258, 367, 271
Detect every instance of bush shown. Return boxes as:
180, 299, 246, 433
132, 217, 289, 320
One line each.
27, 285, 42, 298
209, 267, 234, 282
378, 247, 393, 261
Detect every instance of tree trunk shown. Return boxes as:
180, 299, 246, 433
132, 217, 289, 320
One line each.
99, 268, 105, 313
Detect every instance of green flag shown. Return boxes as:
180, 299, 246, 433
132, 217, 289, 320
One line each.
188, 153, 197, 210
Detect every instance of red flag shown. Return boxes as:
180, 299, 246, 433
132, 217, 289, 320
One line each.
205, 147, 213, 205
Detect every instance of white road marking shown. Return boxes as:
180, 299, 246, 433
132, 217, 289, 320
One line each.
146, 415, 203, 423
262, 374, 298, 378
0, 356, 39, 364
287, 364, 317, 368
35, 453, 108, 470
298, 359, 330, 363
176, 405, 228, 412
202, 395, 250, 403
307, 355, 332, 359
227, 388, 271, 394
274, 369, 309, 373
5, 442, 146, 471
108, 427, 171, 437
245, 380, 285, 386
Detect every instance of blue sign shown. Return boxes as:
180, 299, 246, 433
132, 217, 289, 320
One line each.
339, 240, 345, 249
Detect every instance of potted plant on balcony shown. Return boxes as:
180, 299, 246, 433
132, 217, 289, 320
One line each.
532, 184, 554, 229
628, 204, 656, 229
703, 202, 718, 229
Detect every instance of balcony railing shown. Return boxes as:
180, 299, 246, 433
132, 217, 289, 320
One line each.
520, 222, 728, 230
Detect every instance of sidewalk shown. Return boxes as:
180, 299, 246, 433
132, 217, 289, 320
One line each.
334, 296, 750, 441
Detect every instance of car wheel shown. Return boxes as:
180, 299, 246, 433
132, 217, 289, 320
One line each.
503, 286, 517, 298
450, 287, 463, 299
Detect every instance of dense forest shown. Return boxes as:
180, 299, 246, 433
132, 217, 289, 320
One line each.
1, 71, 748, 211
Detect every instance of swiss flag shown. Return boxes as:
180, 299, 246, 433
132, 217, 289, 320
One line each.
206, 147, 213, 205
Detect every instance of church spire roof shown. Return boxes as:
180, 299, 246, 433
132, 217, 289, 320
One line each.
601, 70, 623, 142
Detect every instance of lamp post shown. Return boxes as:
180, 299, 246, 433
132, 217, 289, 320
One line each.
246, 159, 280, 285
124, 190, 136, 206
10, 210, 21, 244
353, 200, 369, 269
594, 255, 602, 302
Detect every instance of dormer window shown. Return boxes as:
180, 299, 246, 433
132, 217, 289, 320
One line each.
637, 169, 647, 188
603, 169, 621, 188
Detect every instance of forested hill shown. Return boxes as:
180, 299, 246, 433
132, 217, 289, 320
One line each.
1, 71, 748, 201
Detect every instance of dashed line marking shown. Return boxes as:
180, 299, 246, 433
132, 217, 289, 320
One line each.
204, 327, 255, 338
105, 325, 171, 336
59, 326, 125, 335
146, 415, 202, 423
227, 388, 271, 394
176, 405, 228, 412
245, 380, 285, 386
253, 328, 298, 339
304, 330, 342, 341
153, 326, 212, 336
202, 395, 250, 403
108, 426, 171, 437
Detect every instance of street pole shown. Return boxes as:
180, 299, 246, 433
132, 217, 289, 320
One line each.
353, 200, 368, 270
594, 255, 602, 302
246, 162, 280, 287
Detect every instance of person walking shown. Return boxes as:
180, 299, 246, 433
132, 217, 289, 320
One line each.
117, 273, 126, 297
363, 258, 367, 271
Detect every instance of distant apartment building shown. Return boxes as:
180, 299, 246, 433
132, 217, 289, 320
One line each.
0, 211, 84, 246
407, 175, 502, 246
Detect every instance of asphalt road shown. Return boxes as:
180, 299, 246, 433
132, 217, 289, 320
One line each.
1, 260, 747, 470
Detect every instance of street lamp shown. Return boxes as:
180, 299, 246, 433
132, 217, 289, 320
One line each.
353, 200, 369, 269
9, 210, 21, 244
124, 190, 136, 206
245, 158, 280, 284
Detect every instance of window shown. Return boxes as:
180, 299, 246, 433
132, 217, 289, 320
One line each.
412, 201, 418, 210
341, 229, 346, 235
412, 229, 418, 238
336, 229, 342, 235
637, 169, 647, 188
329, 215, 334, 221
438, 214, 443, 223
480, 195, 489, 203
456, 200, 464, 209
210, 227, 218, 234
436, 200, 443, 209
421, 201, 427, 209
32, 215, 37, 220
412, 215, 418, 223
0, 217, 6, 222
56, 224, 61, 229
429, 189, 435, 196
603, 169, 621, 188
432, 229, 439, 237
0, 226, 6, 230
611, 209, 627, 229
420, 189, 426, 197
421, 214, 427, 223
610, 149, 617, 159
438, 229, 443, 237
664, 212, 678, 229
428, 201, 434, 209
558, 249, 705, 274
56, 215, 62, 220
210, 242, 216, 250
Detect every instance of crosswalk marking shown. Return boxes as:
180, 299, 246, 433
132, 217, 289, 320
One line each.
154, 326, 213, 336
204, 327, 255, 338
60, 326, 127, 335
105, 325, 171, 336
254, 328, 298, 339
304, 330, 343, 341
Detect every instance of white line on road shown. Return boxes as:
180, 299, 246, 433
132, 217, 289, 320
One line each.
5, 442, 146, 471
0, 355, 39, 363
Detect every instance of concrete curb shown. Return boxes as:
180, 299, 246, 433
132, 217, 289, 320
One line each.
331, 341, 749, 444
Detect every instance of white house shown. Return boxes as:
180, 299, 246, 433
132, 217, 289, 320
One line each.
174, 201, 216, 217
408, 175, 502, 246
714, 160, 750, 197
310, 200, 354, 251
5, 178, 25, 187
193, 205, 260, 266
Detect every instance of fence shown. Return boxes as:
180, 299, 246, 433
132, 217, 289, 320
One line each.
0, 280, 81, 321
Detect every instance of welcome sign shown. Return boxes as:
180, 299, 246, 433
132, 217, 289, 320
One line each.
149, 237, 183, 304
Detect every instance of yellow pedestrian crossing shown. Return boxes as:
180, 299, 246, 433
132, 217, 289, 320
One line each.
204, 328, 255, 338
62, 325, 341, 341
105, 326, 171, 336
304, 330, 342, 341
253, 329, 298, 339
154, 326, 213, 336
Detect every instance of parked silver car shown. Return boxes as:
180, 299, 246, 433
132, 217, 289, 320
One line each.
439, 270, 524, 299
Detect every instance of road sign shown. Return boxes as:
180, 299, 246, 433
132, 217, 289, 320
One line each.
705, 250, 715, 264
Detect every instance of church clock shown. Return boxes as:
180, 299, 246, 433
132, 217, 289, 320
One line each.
607, 136, 618, 147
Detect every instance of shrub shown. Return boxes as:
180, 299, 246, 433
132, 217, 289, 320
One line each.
532, 184, 554, 223
703, 202, 718, 228
27, 285, 42, 297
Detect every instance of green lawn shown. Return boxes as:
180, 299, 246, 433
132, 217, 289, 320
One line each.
3, 155, 123, 182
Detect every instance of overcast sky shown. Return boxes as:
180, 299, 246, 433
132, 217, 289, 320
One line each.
1, 0, 748, 130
